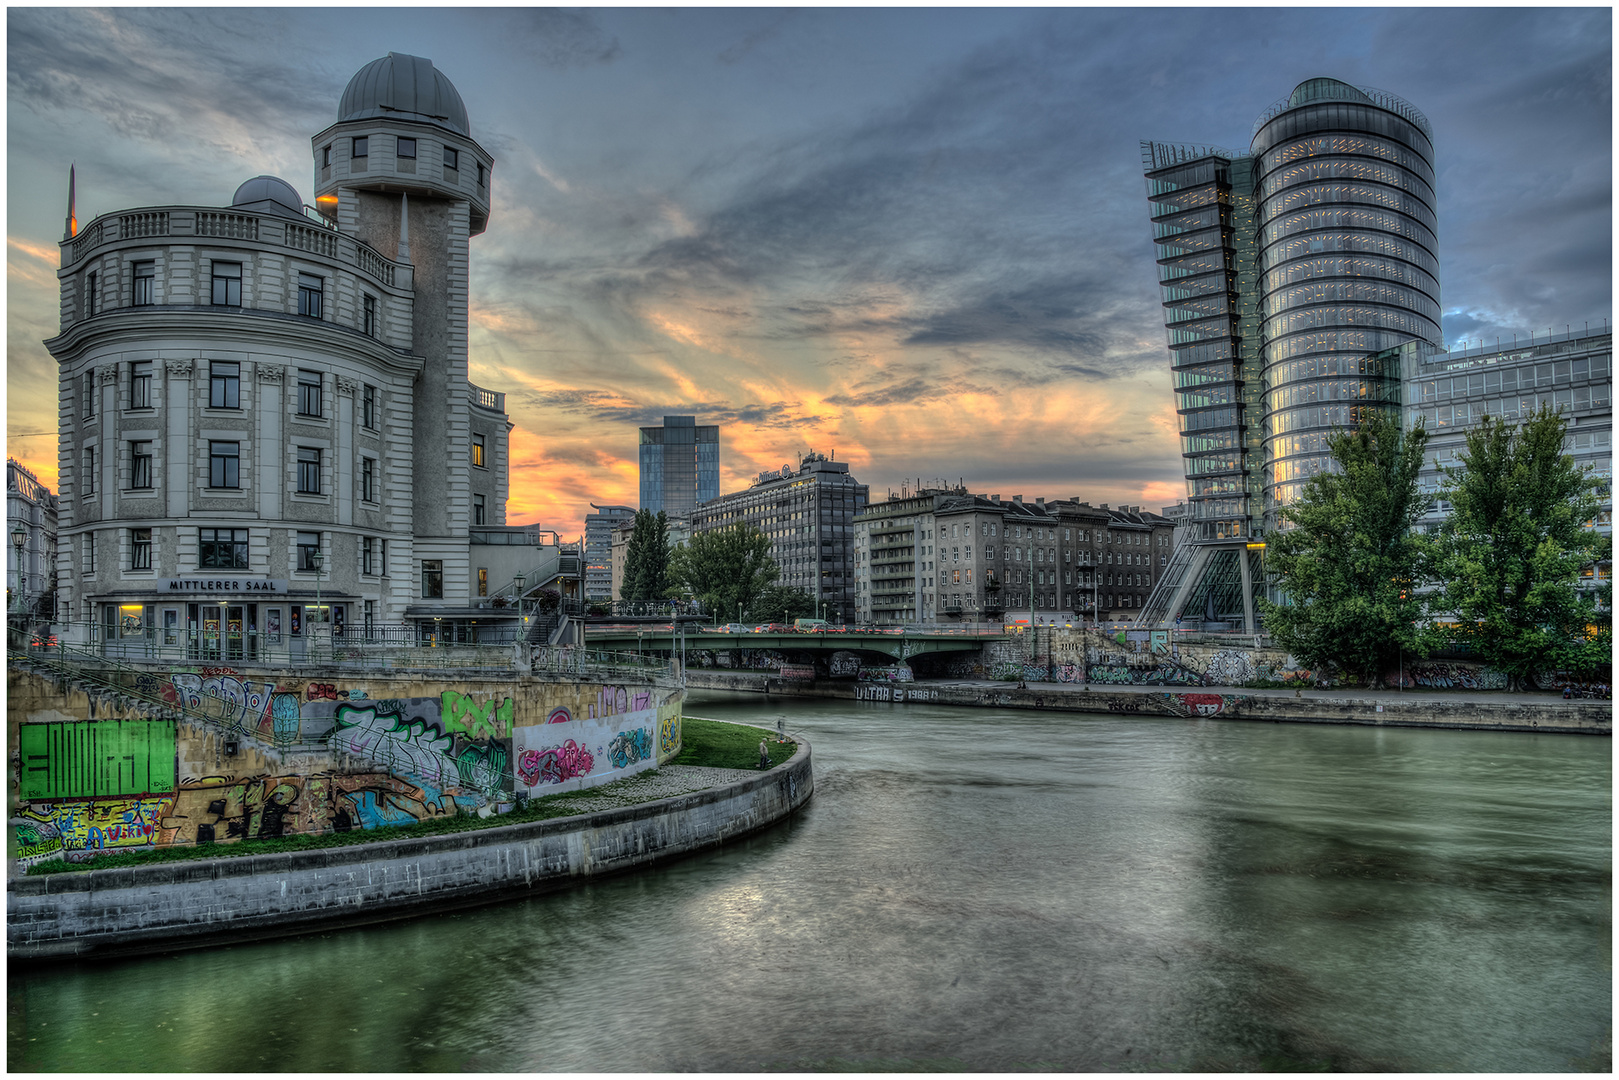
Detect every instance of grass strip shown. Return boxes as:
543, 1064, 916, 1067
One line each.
26, 717, 791, 876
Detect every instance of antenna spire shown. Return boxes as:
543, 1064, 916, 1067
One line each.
65, 164, 77, 240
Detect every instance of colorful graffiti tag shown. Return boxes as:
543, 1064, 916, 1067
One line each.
518, 740, 594, 787
330, 704, 508, 797
608, 728, 653, 769
169, 673, 277, 734
17, 796, 176, 862
440, 690, 515, 740
590, 685, 653, 719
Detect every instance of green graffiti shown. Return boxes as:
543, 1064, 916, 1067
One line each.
440, 690, 515, 740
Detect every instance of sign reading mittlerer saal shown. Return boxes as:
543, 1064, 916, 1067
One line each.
158, 577, 289, 595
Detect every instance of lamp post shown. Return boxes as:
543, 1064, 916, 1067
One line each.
312, 549, 325, 660
513, 573, 524, 643
11, 524, 26, 634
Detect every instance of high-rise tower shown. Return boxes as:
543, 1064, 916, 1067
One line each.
1139, 78, 1438, 630
638, 415, 720, 517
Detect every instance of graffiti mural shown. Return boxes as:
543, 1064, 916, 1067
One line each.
856, 686, 941, 703
608, 728, 653, 769
306, 682, 340, 702
270, 693, 302, 741
546, 706, 574, 725
1402, 662, 1509, 691
1086, 664, 1203, 686
1200, 650, 1257, 686
517, 741, 594, 787
1159, 693, 1234, 718
17, 796, 177, 862
330, 704, 508, 798
858, 664, 915, 683
659, 710, 681, 762
829, 654, 860, 678
170, 673, 277, 735
589, 685, 653, 720
440, 690, 515, 740
12, 817, 63, 867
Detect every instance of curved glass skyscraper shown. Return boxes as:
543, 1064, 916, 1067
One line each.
1251, 78, 1440, 527
1139, 77, 1438, 629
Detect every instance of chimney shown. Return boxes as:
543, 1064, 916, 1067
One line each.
1099, 503, 1109, 510
1035, 497, 1045, 508
992, 494, 1000, 502
1013, 495, 1023, 504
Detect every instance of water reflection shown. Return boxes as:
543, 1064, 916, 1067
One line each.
8, 699, 1611, 1071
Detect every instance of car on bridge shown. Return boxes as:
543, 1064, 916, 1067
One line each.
719, 623, 752, 633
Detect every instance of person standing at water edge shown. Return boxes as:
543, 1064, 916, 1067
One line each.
758, 738, 771, 769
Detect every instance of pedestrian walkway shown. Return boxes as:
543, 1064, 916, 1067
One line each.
924, 678, 1602, 708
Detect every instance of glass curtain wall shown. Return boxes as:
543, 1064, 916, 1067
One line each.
1142, 142, 1262, 542
1250, 79, 1440, 529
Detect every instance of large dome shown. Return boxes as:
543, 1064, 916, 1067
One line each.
231, 175, 305, 219
339, 53, 469, 137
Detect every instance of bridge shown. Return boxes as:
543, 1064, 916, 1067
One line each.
583, 625, 1006, 661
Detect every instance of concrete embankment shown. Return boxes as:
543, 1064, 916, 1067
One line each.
7, 737, 812, 962
683, 672, 1610, 735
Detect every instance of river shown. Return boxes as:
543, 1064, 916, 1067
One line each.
7, 697, 1611, 1071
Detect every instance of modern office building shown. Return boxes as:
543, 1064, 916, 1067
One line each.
1398, 327, 1612, 598
584, 503, 635, 601
852, 490, 1172, 625
7, 459, 59, 626
690, 452, 867, 622
638, 415, 719, 517
1140, 76, 1441, 630
44, 52, 555, 655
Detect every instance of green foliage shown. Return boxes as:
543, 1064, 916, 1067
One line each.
1258, 409, 1439, 687
751, 583, 818, 623
673, 717, 793, 770
1427, 407, 1611, 688
668, 523, 780, 623
621, 509, 670, 602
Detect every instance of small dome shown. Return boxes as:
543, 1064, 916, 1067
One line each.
339, 52, 469, 137
231, 175, 306, 219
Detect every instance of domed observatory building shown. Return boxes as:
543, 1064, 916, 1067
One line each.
1139, 78, 1438, 631
48, 54, 525, 658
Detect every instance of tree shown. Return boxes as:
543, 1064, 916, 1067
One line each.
620, 510, 670, 603
1427, 406, 1611, 689
1258, 409, 1439, 687
751, 583, 817, 624
668, 524, 779, 624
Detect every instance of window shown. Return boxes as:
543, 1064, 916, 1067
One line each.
352, 136, 368, 159
361, 457, 377, 502
362, 384, 378, 429
363, 294, 377, 337
297, 370, 322, 416
364, 600, 376, 636
82, 446, 96, 493
421, 559, 443, 598
473, 493, 485, 525
210, 361, 240, 408
362, 536, 376, 575
130, 528, 152, 570
209, 441, 240, 488
297, 273, 324, 319
130, 441, 153, 489
85, 271, 98, 317
443, 146, 459, 171
297, 446, 321, 494
381, 538, 389, 576
297, 532, 321, 572
211, 261, 242, 306
84, 533, 95, 573
477, 162, 486, 188
129, 360, 153, 408
321, 144, 331, 168
199, 528, 248, 569
472, 433, 486, 468
396, 137, 417, 159
132, 260, 154, 306
477, 567, 488, 597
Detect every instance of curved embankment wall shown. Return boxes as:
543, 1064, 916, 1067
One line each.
684, 672, 1611, 735
8, 737, 812, 962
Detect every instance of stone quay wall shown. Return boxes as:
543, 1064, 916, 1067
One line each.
8, 736, 812, 962
684, 672, 1610, 735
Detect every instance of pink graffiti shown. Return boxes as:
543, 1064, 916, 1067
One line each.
306, 682, 340, 701
521, 740, 594, 786
546, 707, 574, 724
1178, 693, 1227, 716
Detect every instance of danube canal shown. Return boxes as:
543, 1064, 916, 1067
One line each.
9, 697, 1611, 1071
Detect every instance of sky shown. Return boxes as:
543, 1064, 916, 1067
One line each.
6, 6, 1612, 539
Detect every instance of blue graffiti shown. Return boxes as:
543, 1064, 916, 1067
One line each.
608, 728, 653, 769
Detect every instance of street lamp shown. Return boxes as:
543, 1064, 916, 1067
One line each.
513, 573, 525, 642
312, 549, 325, 657
11, 524, 26, 624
